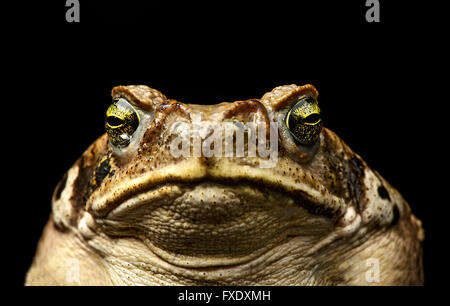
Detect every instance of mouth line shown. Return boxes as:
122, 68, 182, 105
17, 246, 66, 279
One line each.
100, 176, 338, 220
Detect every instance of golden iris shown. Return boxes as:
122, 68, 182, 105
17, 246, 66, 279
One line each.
105, 97, 140, 147
285, 96, 322, 146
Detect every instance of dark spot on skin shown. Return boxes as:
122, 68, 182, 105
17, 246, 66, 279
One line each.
83, 152, 114, 208
54, 172, 68, 200
69, 154, 97, 226
391, 205, 400, 226
351, 154, 363, 168
344, 155, 366, 212
377, 185, 391, 201
320, 136, 367, 212
95, 157, 111, 186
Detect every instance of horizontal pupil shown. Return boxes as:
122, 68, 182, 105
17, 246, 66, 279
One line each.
107, 116, 124, 127
303, 113, 321, 124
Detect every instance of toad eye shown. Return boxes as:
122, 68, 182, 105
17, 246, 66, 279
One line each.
105, 97, 140, 148
285, 96, 323, 146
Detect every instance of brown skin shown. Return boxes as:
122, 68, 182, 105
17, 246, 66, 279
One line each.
26, 84, 424, 285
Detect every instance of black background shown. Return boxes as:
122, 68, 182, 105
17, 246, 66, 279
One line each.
6, 0, 444, 294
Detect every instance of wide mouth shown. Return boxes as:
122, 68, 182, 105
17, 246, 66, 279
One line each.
87, 158, 346, 219
104, 177, 334, 219
92, 179, 339, 227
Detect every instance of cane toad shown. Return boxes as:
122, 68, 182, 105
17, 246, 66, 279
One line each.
25, 84, 424, 285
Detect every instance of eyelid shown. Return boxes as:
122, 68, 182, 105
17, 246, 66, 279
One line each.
111, 97, 141, 121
